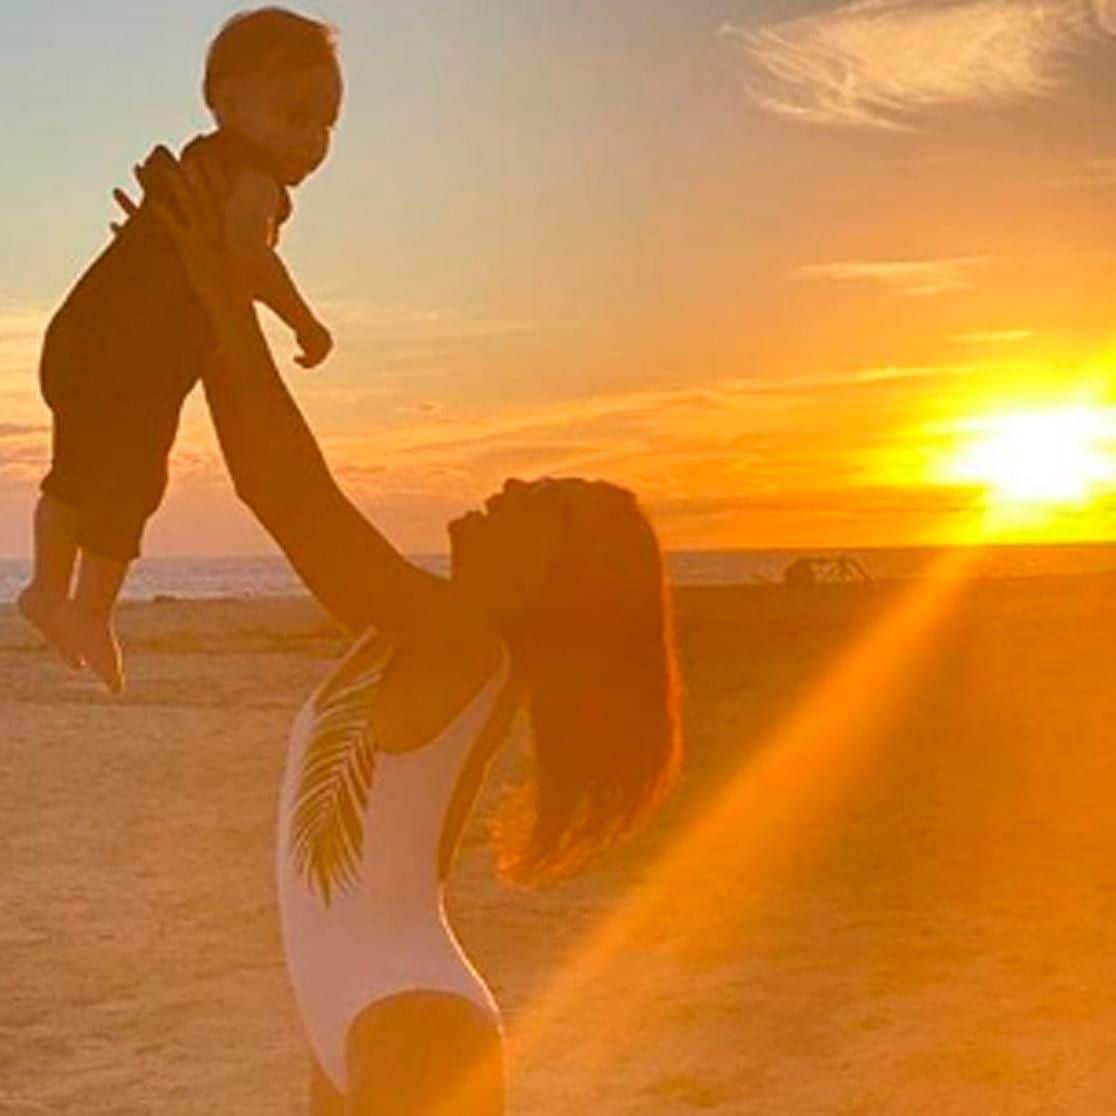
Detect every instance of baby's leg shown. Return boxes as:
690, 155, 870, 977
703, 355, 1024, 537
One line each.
57, 550, 127, 693
18, 494, 83, 668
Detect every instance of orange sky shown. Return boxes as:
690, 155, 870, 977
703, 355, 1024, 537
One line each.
2, 1, 1116, 555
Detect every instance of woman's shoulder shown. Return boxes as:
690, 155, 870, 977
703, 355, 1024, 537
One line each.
304, 612, 505, 758
371, 610, 508, 755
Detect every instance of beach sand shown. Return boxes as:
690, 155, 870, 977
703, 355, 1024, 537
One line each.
3, 574, 1116, 1114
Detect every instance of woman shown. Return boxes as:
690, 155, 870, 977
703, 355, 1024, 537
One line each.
129, 148, 682, 1115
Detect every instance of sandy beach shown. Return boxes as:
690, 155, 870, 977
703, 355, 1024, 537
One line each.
3, 573, 1116, 1114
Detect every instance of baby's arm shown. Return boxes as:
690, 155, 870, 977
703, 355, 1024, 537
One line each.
224, 171, 333, 368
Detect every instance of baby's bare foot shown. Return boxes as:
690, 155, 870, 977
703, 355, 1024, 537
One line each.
17, 586, 84, 670
56, 602, 124, 694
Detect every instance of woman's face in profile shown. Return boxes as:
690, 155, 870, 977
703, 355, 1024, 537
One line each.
449, 477, 580, 617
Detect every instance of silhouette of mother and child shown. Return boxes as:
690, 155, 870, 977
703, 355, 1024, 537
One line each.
18, 9, 683, 1113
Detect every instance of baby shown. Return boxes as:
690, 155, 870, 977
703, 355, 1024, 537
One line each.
19, 7, 343, 692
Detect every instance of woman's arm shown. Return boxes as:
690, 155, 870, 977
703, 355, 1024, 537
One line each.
137, 147, 453, 638
201, 302, 443, 636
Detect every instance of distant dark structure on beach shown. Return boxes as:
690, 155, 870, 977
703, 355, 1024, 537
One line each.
782, 554, 872, 588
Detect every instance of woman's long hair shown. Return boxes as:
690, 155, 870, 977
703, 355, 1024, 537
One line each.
489, 484, 683, 887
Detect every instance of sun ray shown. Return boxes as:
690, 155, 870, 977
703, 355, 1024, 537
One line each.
443, 544, 981, 1110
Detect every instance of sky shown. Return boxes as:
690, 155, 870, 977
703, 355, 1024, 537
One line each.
3, 0, 1116, 556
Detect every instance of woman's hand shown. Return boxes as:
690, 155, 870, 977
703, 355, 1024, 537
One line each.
132, 145, 242, 322
109, 185, 139, 236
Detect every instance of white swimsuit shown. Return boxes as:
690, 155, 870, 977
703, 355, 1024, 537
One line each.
276, 629, 510, 1091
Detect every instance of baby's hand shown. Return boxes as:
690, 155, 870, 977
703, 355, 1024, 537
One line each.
295, 320, 333, 369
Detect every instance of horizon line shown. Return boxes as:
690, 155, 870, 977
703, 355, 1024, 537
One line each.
3, 537, 1116, 564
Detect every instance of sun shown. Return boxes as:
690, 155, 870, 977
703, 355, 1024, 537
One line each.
944, 406, 1115, 507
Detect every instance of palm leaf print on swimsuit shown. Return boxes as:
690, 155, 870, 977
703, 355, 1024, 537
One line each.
290, 646, 392, 905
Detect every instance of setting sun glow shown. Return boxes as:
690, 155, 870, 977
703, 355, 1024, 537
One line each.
944, 407, 1116, 507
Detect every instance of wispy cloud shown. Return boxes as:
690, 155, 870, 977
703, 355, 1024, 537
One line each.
954, 329, 1033, 343
312, 363, 979, 495
719, 363, 981, 394
0, 437, 48, 487
792, 257, 989, 296
141, 356, 999, 550
0, 423, 48, 438
256, 297, 583, 384
719, 0, 1110, 130
310, 297, 580, 342
0, 303, 49, 339
842, 363, 979, 384
1044, 155, 1116, 188
0, 304, 48, 391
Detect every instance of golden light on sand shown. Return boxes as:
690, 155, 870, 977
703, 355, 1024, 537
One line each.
943, 406, 1115, 507
461, 546, 981, 1112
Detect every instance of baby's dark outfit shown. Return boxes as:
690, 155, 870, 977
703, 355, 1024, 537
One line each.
39, 130, 292, 561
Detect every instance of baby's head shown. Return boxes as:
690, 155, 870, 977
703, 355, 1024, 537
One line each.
204, 7, 342, 186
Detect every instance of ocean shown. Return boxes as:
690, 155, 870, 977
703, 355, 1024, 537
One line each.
2, 543, 1116, 603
